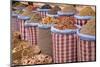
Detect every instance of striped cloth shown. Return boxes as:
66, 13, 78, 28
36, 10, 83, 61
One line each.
75, 19, 88, 26
77, 37, 96, 62
17, 19, 28, 40
38, 11, 48, 18
14, 18, 38, 45
25, 26, 37, 45
11, 16, 19, 32
52, 32, 77, 63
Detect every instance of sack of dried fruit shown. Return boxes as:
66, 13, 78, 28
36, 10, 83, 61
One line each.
77, 19, 96, 62
51, 17, 77, 63
74, 6, 95, 26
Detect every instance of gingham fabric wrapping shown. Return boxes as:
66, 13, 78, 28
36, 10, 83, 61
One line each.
17, 19, 28, 40
11, 16, 19, 32
77, 36, 96, 62
25, 26, 37, 45
75, 19, 88, 26
52, 32, 77, 63
38, 11, 48, 18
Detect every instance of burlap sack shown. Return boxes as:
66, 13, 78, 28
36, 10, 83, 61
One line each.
37, 28, 52, 56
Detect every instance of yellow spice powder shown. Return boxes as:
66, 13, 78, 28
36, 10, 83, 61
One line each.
79, 6, 95, 16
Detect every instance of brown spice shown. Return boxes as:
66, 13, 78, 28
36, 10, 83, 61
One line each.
79, 7, 95, 16
80, 19, 96, 35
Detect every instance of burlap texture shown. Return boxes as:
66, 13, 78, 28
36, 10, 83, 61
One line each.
37, 28, 53, 56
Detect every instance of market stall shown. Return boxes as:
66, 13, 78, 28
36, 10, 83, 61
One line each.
11, 1, 96, 66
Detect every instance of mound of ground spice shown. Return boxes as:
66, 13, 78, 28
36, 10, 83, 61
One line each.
79, 7, 95, 16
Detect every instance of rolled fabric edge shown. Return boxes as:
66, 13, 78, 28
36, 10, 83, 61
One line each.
51, 26, 77, 34
74, 15, 94, 20
17, 15, 30, 20
24, 20, 39, 27
57, 11, 75, 16
77, 29, 96, 41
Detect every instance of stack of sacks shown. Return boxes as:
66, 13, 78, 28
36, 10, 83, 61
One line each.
77, 19, 96, 62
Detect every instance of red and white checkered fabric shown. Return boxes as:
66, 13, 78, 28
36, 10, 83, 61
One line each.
25, 26, 37, 45
52, 33, 77, 63
17, 19, 38, 45
75, 19, 88, 26
17, 19, 28, 40
77, 37, 96, 62
11, 16, 19, 32
38, 11, 47, 18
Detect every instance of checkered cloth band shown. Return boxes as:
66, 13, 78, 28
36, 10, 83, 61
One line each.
18, 19, 28, 40
77, 36, 96, 62
25, 26, 37, 45
75, 19, 88, 26
17, 19, 38, 45
38, 11, 47, 18
52, 33, 77, 63
11, 16, 19, 32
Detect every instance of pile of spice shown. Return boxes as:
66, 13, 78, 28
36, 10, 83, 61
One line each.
21, 54, 52, 65
21, 10, 33, 17
79, 6, 95, 16
61, 5, 76, 13
48, 5, 61, 15
58, 17, 76, 24
41, 16, 60, 24
12, 32, 52, 65
23, 5, 33, 11
80, 19, 96, 36
28, 12, 41, 22
54, 17, 77, 30
40, 4, 52, 9
13, 2, 27, 9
